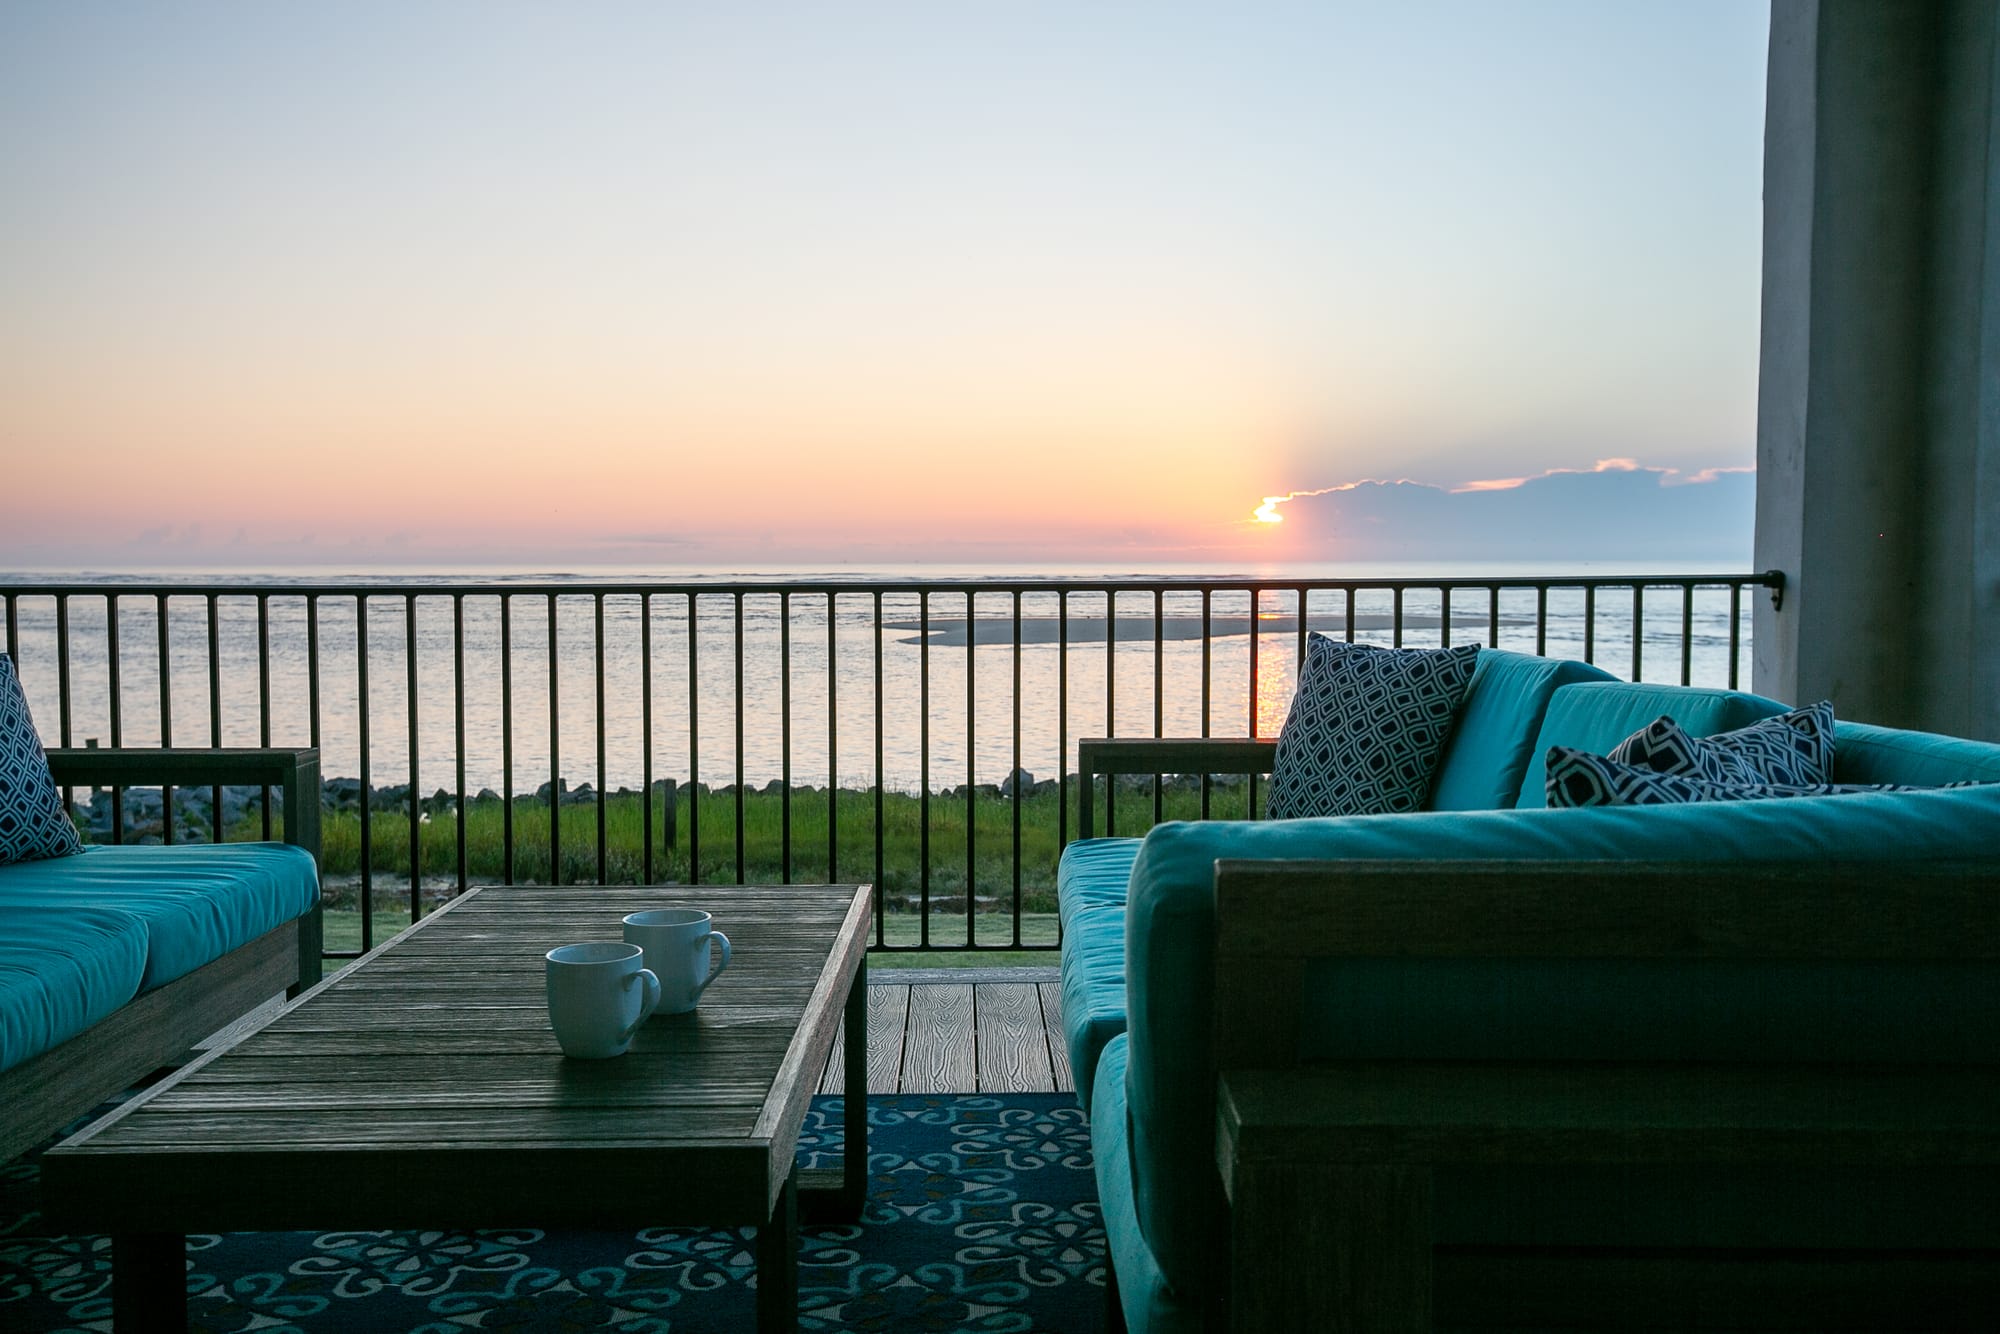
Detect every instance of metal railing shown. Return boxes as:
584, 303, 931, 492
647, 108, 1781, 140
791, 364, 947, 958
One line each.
0, 571, 1783, 957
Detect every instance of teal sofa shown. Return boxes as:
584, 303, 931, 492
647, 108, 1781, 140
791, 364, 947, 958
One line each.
0, 748, 324, 1163
1057, 651, 2000, 1332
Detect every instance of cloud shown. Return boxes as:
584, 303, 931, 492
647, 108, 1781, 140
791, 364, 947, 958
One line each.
1259, 462, 1754, 563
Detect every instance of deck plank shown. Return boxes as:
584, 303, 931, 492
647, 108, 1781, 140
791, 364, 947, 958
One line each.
976, 984, 1055, 1093
819, 975, 1068, 1097
901, 984, 975, 1094
867, 984, 911, 1094
1039, 983, 1073, 1094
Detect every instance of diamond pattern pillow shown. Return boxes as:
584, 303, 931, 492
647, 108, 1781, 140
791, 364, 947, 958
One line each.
0, 654, 83, 865
1266, 635, 1481, 819
1608, 700, 1835, 787
1546, 746, 1981, 808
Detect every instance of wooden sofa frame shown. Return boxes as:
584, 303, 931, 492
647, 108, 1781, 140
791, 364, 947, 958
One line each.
0, 748, 322, 1164
1212, 858, 2000, 1331
1076, 737, 1275, 840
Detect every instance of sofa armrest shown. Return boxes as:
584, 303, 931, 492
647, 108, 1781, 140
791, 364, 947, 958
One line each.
1076, 737, 1275, 839
45, 747, 321, 869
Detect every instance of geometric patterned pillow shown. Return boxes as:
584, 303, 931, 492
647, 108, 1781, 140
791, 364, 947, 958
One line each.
1545, 745, 1981, 808
1607, 700, 1835, 787
0, 654, 84, 866
1266, 635, 1481, 819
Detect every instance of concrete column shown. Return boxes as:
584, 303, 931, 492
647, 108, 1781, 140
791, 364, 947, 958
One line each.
1754, 0, 2000, 739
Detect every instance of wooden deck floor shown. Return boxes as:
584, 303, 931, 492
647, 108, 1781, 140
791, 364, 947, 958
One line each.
820, 970, 1073, 1096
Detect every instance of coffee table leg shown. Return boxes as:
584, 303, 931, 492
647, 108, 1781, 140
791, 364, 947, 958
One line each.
801, 956, 869, 1224
841, 955, 868, 1214
757, 1164, 799, 1334
112, 1233, 185, 1332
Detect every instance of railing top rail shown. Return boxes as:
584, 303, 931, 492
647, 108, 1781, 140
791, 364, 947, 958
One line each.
0, 571, 1786, 598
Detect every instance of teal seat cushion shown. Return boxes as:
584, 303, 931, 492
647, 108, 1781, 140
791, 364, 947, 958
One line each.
1833, 720, 2000, 786
1056, 837, 1142, 1111
1057, 837, 1140, 928
1060, 902, 1128, 1112
0, 905, 147, 1074
1091, 1035, 1197, 1334
1513, 681, 1788, 808
0, 842, 318, 990
1122, 784, 2000, 1308
1427, 650, 1614, 811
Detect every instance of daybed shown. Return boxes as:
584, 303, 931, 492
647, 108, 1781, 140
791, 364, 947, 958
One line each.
0, 747, 323, 1163
1058, 650, 2000, 1331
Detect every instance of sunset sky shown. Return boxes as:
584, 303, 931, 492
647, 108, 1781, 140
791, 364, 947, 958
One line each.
0, 3, 1769, 570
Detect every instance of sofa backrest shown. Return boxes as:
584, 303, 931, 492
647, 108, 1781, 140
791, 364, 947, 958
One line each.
1511, 681, 1789, 808
1832, 720, 2000, 785
1121, 784, 2000, 1310
1426, 650, 1614, 811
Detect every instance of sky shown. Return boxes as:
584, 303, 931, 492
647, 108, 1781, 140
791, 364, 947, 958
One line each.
0, 2, 1770, 571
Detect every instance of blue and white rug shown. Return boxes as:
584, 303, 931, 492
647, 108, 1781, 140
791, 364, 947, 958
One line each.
1, 1095, 1107, 1333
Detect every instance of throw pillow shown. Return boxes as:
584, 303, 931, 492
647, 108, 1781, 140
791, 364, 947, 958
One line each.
1266, 635, 1481, 819
1608, 700, 1835, 787
1545, 746, 1980, 808
0, 654, 84, 865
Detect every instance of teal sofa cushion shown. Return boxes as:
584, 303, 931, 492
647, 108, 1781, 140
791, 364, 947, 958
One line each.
1060, 903, 1127, 1113
1833, 719, 2000, 786
0, 905, 147, 1074
1091, 1035, 1197, 1334
0, 842, 319, 989
1056, 836, 1143, 1110
1057, 837, 1140, 926
1428, 650, 1614, 811
1513, 681, 1788, 808
1123, 783, 2000, 1310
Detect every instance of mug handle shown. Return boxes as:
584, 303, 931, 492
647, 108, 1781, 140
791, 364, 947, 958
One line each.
695, 930, 732, 999
621, 968, 662, 1041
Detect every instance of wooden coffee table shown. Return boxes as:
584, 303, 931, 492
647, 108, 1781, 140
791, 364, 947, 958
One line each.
42, 882, 873, 1333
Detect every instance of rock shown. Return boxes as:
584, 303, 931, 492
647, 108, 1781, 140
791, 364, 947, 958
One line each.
1000, 768, 1035, 797
563, 784, 596, 805
474, 788, 501, 804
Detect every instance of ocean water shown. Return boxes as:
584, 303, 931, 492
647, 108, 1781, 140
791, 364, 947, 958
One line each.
0, 563, 1759, 797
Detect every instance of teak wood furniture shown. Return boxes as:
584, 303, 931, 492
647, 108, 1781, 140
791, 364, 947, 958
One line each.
1212, 859, 2000, 1331
0, 747, 322, 1166
43, 881, 872, 1334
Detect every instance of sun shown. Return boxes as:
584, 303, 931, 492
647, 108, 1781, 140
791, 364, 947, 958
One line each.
1252, 497, 1287, 524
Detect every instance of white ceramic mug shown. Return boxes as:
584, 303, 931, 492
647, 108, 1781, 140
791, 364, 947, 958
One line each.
545, 942, 661, 1058
622, 908, 732, 1015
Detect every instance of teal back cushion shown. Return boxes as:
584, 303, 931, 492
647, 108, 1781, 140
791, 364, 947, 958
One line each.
1426, 651, 1614, 811
1122, 784, 2000, 1304
1512, 682, 1789, 808
1833, 720, 2000, 785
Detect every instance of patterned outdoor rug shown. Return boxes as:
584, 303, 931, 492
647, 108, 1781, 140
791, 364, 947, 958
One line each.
0, 1094, 1106, 1333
